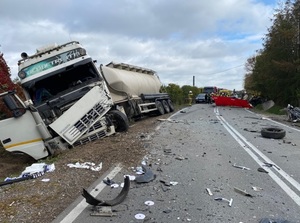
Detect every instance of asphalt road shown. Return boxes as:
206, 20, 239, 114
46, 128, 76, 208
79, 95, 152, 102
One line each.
53, 104, 300, 223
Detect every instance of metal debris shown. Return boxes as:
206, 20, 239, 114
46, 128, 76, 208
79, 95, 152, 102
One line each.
206, 188, 213, 196
232, 163, 251, 170
257, 167, 269, 173
234, 187, 253, 197
90, 206, 116, 217
263, 162, 280, 170
135, 165, 156, 184
214, 197, 233, 207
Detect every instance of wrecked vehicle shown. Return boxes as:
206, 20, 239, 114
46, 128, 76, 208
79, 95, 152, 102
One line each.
287, 104, 300, 122
0, 41, 173, 159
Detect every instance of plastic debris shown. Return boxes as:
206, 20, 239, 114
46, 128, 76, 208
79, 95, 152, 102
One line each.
252, 186, 263, 191
103, 177, 115, 186
124, 175, 136, 181
214, 197, 233, 207
170, 181, 178, 186
110, 183, 119, 188
135, 165, 156, 184
135, 213, 145, 220
67, 162, 102, 171
206, 188, 213, 196
257, 167, 269, 173
232, 163, 251, 170
144, 200, 154, 206
263, 162, 280, 170
234, 187, 253, 197
1, 163, 55, 187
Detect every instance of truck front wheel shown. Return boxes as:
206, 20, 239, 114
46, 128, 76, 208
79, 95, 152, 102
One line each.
162, 100, 170, 113
108, 110, 129, 132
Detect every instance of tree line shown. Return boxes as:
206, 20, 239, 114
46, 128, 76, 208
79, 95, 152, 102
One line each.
244, 0, 300, 107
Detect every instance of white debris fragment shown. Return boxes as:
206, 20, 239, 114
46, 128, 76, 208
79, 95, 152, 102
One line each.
170, 181, 178, 186
144, 201, 154, 206
111, 183, 119, 188
67, 162, 102, 171
41, 179, 50, 182
252, 186, 263, 191
135, 213, 145, 220
124, 175, 136, 181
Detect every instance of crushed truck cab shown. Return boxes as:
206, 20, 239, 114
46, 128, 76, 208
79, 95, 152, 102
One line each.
0, 41, 173, 160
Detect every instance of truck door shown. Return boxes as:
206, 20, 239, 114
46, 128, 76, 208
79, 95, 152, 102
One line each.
0, 94, 49, 160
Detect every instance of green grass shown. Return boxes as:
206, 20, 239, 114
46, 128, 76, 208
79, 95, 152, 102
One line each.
254, 104, 286, 115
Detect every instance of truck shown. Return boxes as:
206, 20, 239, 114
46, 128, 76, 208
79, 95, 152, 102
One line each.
0, 41, 174, 160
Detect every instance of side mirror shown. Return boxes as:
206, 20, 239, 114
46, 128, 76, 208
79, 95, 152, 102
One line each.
3, 94, 26, 118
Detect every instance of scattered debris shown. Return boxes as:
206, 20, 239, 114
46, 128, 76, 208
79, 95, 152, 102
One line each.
175, 156, 185, 160
259, 217, 292, 223
263, 162, 280, 170
233, 187, 253, 197
82, 176, 130, 206
135, 213, 146, 220
206, 188, 213, 196
103, 177, 115, 186
67, 162, 102, 171
169, 181, 178, 186
135, 165, 156, 184
144, 200, 154, 206
257, 167, 269, 174
214, 197, 233, 207
1, 163, 55, 187
164, 148, 172, 154
124, 175, 136, 181
90, 206, 116, 217
232, 163, 251, 170
243, 128, 259, 133
159, 179, 178, 187
163, 209, 172, 214
252, 186, 263, 192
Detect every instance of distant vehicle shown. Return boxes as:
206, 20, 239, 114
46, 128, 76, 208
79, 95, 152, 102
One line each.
195, 93, 206, 103
203, 86, 218, 94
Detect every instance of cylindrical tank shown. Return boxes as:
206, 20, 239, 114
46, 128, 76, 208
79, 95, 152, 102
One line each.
101, 62, 162, 103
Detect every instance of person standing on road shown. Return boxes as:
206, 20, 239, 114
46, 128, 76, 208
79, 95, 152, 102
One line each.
205, 93, 208, 103
188, 91, 193, 106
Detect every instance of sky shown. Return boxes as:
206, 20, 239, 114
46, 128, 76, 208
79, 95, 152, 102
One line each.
0, 0, 278, 91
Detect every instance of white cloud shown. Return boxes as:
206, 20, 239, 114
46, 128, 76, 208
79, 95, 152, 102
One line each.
0, 0, 277, 90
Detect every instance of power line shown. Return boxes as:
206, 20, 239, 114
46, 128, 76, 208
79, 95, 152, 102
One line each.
206, 64, 244, 76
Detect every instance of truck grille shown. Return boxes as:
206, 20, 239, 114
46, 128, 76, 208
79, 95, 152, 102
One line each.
66, 103, 105, 139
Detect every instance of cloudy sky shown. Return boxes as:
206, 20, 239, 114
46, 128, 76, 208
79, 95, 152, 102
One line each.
1, 0, 278, 90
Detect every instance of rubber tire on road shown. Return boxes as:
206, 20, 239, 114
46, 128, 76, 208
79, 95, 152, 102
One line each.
155, 101, 165, 115
108, 110, 129, 132
261, 127, 286, 139
167, 99, 175, 112
162, 100, 170, 113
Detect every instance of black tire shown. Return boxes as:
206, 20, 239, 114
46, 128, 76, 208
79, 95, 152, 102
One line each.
155, 100, 165, 115
167, 99, 175, 112
261, 127, 286, 139
108, 110, 129, 132
162, 100, 170, 113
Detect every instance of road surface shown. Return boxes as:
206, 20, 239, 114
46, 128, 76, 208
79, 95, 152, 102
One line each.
53, 104, 300, 223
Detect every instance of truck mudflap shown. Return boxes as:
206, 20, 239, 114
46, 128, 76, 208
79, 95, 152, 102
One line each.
49, 85, 113, 145
0, 111, 49, 160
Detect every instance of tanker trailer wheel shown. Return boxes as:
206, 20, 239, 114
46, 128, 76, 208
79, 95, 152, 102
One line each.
108, 110, 129, 132
261, 127, 286, 139
162, 100, 170, 113
167, 99, 174, 112
155, 100, 165, 115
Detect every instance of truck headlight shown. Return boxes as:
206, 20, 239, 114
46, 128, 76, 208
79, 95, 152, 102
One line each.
18, 70, 26, 79
79, 48, 86, 56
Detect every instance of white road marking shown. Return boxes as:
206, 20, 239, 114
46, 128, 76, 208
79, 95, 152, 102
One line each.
59, 165, 122, 223
215, 107, 300, 206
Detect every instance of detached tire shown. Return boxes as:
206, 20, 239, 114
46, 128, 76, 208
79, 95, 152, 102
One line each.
108, 110, 129, 132
261, 127, 286, 139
